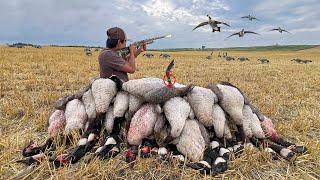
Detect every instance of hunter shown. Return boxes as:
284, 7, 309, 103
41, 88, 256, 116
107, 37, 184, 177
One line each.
99, 27, 147, 82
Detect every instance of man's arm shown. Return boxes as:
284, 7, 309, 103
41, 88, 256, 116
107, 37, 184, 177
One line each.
120, 44, 137, 73
134, 44, 147, 57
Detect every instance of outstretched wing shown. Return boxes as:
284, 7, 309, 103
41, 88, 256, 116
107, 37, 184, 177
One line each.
166, 60, 175, 72
192, 22, 209, 31
225, 32, 239, 39
283, 29, 291, 33
270, 28, 279, 31
244, 31, 260, 35
253, 17, 260, 21
217, 21, 230, 27
241, 16, 249, 18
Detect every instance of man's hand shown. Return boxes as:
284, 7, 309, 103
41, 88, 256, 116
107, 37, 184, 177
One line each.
129, 44, 137, 57
139, 43, 147, 52
134, 43, 147, 57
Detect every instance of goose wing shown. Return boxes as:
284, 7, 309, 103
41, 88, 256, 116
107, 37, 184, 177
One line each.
244, 31, 260, 35
253, 17, 260, 21
270, 28, 279, 31
192, 22, 209, 31
166, 59, 175, 72
283, 29, 291, 33
216, 21, 230, 27
241, 16, 249, 19
225, 32, 240, 39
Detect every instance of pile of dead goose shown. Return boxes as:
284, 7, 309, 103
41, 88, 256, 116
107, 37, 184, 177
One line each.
19, 76, 307, 175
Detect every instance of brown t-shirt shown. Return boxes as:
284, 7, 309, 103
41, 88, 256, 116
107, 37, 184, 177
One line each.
98, 49, 129, 82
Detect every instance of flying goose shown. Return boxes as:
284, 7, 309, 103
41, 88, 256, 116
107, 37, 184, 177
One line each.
270, 27, 290, 33
225, 29, 260, 39
241, 15, 259, 21
193, 15, 230, 32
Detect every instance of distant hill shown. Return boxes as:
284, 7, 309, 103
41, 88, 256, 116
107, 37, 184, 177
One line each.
297, 45, 320, 53
150, 45, 319, 52
3, 42, 104, 49
49, 45, 104, 49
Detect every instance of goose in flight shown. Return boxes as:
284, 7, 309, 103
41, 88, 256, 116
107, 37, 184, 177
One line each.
225, 29, 260, 39
193, 15, 230, 32
270, 27, 290, 33
241, 15, 259, 21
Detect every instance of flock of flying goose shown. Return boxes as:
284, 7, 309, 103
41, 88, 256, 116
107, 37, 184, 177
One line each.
192, 14, 290, 39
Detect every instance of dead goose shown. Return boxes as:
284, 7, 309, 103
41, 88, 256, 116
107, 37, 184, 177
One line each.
186, 86, 217, 127
261, 116, 307, 154
258, 58, 270, 64
225, 56, 235, 61
225, 29, 260, 39
113, 91, 129, 118
222, 52, 228, 58
159, 54, 171, 58
163, 97, 191, 138
241, 15, 259, 21
176, 119, 206, 162
91, 78, 117, 114
86, 51, 92, 56
82, 89, 97, 120
48, 110, 66, 137
64, 99, 88, 134
84, 48, 92, 56
291, 58, 302, 63
292, 59, 312, 64
206, 51, 214, 60
143, 53, 154, 58
122, 77, 193, 104
238, 57, 250, 61
302, 60, 312, 64
270, 27, 290, 33
127, 104, 159, 145
193, 14, 230, 32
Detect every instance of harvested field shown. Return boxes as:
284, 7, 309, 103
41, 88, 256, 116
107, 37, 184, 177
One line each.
0, 46, 319, 179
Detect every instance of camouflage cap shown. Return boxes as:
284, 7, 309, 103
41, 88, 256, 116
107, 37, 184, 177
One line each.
106, 27, 126, 41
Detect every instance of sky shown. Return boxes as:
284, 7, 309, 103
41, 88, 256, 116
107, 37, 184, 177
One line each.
0, 0, 319, 48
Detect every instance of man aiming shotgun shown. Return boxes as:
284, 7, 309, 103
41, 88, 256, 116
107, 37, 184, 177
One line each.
99, 27, 146, 82
99, 27, 172, 82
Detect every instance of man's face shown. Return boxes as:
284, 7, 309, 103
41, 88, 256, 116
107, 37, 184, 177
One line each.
121, 39, 127, 48
117, 39, 126, 49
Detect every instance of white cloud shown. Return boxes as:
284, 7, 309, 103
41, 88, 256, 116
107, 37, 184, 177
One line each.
254, 0, 298, 16
141, 0, 229, 26
291, 26, 320, 33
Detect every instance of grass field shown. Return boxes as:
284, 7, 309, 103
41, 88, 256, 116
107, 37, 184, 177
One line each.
0, 46, 319, 179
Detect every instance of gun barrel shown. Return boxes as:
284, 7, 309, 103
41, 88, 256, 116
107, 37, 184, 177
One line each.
116, 34, 172, 58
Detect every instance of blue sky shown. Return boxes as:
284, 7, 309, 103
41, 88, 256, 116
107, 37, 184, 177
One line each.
1, 0, 319, 48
